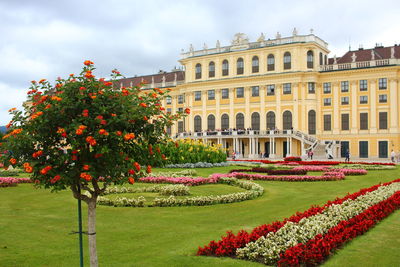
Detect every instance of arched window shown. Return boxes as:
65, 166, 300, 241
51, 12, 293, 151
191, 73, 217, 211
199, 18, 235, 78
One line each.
209, 61, 215, 78
266, 111, 276, 130
252, 56, 259, 73
324, 55, 327, 65
319, 52, 323, 65
307, 50, 314, 68
267, 54, 275, 71
236, 113, 244, 129
308, 110, 316, 134
283, 52, 291, 70
194, 115, 202, 132
195, 63, 201, 79
221, 114, 229, 130
283, 110, 292, 130
251, 112, 260, 130
237, 58, 244, 75
207, 114, 215, 131
222, 60, 229, 76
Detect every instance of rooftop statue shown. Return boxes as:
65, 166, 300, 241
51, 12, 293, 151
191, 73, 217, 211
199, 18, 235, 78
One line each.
231, 33, 249, 45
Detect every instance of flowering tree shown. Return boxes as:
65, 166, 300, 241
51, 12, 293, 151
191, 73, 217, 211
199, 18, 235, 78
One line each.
0, 61, 186, 266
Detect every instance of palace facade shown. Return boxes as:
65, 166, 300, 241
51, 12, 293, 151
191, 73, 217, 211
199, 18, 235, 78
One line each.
116, 30, 400, 160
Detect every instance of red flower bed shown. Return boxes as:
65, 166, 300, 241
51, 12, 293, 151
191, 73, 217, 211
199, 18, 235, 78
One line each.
284, 156, 302, 162
228, 168, 307, 175
278, 190, 400, 266
344, 161, 396, 166
197, 179, 400, 257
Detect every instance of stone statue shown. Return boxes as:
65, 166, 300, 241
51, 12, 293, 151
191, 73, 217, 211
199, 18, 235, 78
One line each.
371, 50, 375, 60
231, 33, 249, 45
391, 47, 395, 58
276, 32, 281, 39
151, 76, 154, 84
351, 52, 357, 62
203, 43, 208, 50
292, 27, 298, 36
333, 55, 337, 64
189, 44, 194, 53
310, 28, 314, 34
216, 40, 220, 48
257, 32, 265, 42
162, 76, 166, 83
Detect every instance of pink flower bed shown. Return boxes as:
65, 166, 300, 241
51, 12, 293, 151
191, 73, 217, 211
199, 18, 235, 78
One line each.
138, 176, 219, 186
327, 168, 368, 175
292, 166, 331, 172
0, 177, 32, 187
216, 172, 345, 182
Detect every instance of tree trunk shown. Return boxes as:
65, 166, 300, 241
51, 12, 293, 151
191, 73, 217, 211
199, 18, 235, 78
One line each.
87, 199, 98, 267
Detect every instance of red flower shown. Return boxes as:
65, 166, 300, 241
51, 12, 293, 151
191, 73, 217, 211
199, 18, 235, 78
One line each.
139, 103, 147, 108
146, 165, 152, 173
80, 86, 86, 91
40, 165, 52, 175
116, 131, 122, 136
83, 165, 90, 171
80, 172, 92, 181
99, 129, 109, 136
128, 177, 135, 184
94, 153, 103, 158
128, 169, 135, 175
143, 116, 148, 121
82, 109, 89, 117
9, 158, 17, 165
184, 108, 190, 114
84, 60, 94, 66
134, 162, 141, 172
50, 175, 61, 184
124, 133, 135, 141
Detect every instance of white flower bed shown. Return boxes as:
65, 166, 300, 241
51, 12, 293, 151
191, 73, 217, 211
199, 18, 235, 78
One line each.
236, 182, 400, 265
144, 169, 197, 177
165, 162, 229, 168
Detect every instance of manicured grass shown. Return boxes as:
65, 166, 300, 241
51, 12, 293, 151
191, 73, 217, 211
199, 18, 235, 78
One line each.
0, 166, 399, 266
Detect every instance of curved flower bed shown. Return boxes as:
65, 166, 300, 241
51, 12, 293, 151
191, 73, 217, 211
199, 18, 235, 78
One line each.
197, 179, 400, 266
97, 177, 264, 207
0, 177, 32, 187
228, 168, 307, 175
165, 162, 229, 168
326, 168, 367, 175
223, 172, 345, 182
139, 176, 218, 186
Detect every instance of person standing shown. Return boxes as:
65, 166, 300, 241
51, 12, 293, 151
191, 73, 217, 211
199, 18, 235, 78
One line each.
345, 149, 350, 162
390, 150, 396, 162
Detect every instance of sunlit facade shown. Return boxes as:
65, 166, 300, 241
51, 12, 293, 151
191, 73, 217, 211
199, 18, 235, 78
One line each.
118, 30, 400, 160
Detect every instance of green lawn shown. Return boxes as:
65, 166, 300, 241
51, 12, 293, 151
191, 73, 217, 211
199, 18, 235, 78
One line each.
0, 165, 399, 266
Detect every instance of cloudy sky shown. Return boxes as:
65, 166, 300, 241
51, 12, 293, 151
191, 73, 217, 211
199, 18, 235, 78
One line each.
1, 0, 399, 125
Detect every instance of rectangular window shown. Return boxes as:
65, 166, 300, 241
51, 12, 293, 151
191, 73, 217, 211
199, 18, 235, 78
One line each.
283, 83, 291, 94
379, 112, 388, 130
379, 78, 387, 90
308, 82, 315, 94
341, 81, 349, 92
178, 108, 183, 112
208, 90, 215, 100
360, 113, 368, 130
379, 94, 387, 103
379, 141, 388, 158
359, 141, 368, 158
166, 126, 172, 135
341, 96, 349, 105
251, 86, 259, 97
323, 82, 331, 94
221, 88, 229, 99
359, 95, 368, 104
178, 121, 184, 133
324, 114, 331, 131
166, 96, 172, 104
341, 113, 349, 130
194, 91, 201, 101
178, 95, 184, 104
359, 80, 368, 91
267, 84, 275, 96
166, 108, 172, 113
236, 87, 244, 98
323, 98, 331, 106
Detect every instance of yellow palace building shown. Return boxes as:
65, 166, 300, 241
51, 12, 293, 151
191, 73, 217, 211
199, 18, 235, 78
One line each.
116, 29, 400, 160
